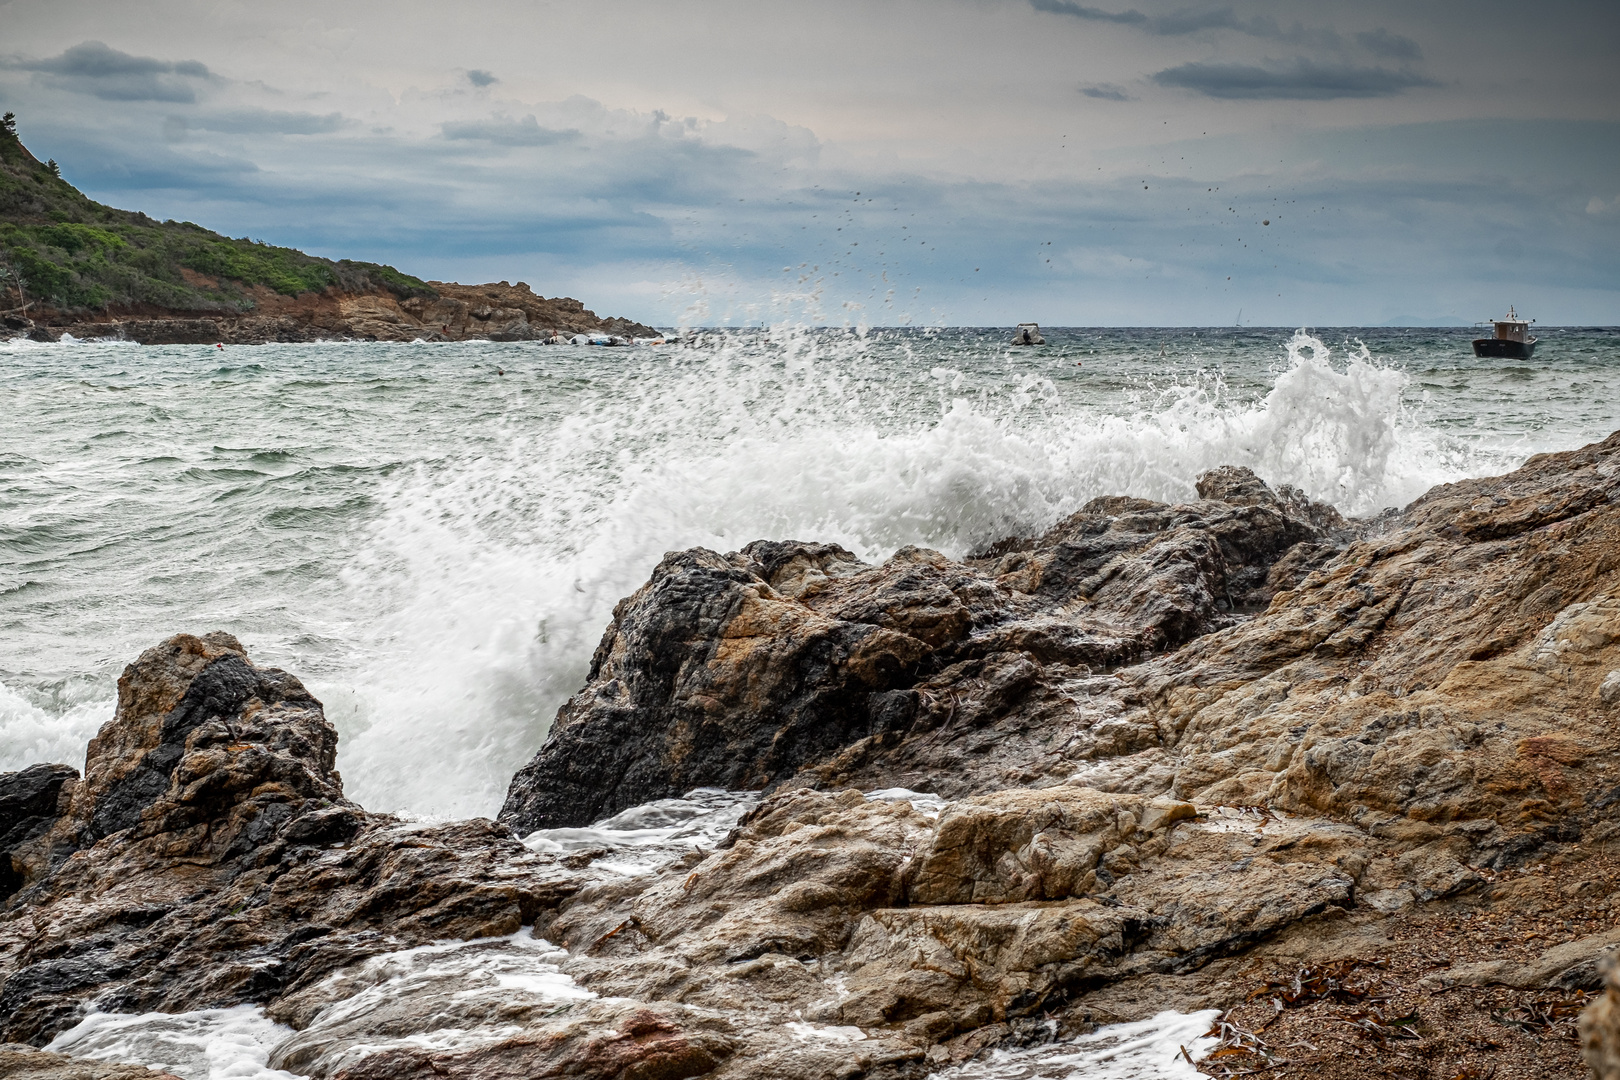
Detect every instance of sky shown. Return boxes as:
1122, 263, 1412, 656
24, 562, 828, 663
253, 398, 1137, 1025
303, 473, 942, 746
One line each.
1, 0, 1617, 326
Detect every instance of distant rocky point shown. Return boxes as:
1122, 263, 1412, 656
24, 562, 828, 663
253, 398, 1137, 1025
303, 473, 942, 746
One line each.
5, 278, 656, 345
0, 114, 654, 345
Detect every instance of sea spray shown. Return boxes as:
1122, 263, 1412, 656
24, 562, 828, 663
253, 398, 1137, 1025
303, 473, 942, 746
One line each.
0, 679, 109, 773
328, 328, 1478, 817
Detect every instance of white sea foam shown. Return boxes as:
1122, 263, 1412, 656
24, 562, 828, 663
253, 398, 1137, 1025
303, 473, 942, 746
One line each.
520, 786, 760, 874
0, 678, 107, 774
265, 930, 593, 1076
4, 328, 1571, 819
785, 1020, 870, 1043
928, 1009, 1221, 1080
44, 1004, 302, 1080
43, 932, 595, 1080
863, 787, 948, 818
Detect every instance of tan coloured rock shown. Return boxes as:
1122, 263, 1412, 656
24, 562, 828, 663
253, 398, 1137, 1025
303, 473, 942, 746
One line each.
908, 787, 1193, 904
1585, 956, 1620, 1079
0, 1045, 182, 1079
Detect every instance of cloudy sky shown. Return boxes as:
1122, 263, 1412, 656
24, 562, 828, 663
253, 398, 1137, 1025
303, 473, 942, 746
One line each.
2, 0, 1616, 326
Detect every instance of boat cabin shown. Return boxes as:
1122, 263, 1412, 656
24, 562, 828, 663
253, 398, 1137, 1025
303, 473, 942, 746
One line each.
1491, 306, 1531, 343
1472, 305, 1538, 359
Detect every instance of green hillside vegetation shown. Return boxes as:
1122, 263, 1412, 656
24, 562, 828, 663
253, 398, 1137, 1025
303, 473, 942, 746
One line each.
0, 114, 432, 313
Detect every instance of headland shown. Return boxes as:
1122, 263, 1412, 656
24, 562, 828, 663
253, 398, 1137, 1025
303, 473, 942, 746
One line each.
0, 118, 654, 345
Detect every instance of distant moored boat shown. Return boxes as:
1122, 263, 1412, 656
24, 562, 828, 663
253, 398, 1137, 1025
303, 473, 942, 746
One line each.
1010, 323, 1045, 346
1473, 306, 1537, 359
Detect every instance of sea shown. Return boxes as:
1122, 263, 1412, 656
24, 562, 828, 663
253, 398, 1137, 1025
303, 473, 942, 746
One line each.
4, 323, 1619, 1079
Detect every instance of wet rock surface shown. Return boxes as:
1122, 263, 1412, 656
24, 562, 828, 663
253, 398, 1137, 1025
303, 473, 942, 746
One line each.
7, 438, 1620, 1079
0, 633, 591, 1048
0, 1045, 181, 1079
500, 467, 1351, 832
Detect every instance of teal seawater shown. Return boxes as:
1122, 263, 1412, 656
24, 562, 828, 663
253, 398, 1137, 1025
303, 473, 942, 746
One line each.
2, 325, 1617, 817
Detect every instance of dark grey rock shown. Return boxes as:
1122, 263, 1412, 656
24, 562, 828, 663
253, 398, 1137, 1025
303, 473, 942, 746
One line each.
498, 471, 1346, 832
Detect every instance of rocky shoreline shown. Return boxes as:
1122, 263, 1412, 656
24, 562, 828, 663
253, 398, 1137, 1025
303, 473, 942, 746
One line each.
5, 435, 1620, 1078
1, 280, 657, 345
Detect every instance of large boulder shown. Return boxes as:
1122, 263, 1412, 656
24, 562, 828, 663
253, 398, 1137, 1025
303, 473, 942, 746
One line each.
500, 469, 1346, 832
0, 764, 76, 901
500, 543, 974, 831
0, 634, 586, 1046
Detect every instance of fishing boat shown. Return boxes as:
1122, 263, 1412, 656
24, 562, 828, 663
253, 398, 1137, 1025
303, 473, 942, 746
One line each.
1472, 306, 1537, 359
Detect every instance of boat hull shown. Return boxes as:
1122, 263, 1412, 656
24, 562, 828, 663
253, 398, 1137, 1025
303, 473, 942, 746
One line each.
1473, 337, 1537, 359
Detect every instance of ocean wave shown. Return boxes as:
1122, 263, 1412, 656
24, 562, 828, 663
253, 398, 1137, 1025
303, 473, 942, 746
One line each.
0, 678, 106, 774
325, 328, 1514, 818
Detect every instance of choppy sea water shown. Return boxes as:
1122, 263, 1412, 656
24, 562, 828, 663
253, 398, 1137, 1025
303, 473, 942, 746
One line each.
3, 325, 1618, 820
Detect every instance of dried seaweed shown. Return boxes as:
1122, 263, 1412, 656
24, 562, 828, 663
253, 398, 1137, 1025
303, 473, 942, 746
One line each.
1487, 991, 1592, 1038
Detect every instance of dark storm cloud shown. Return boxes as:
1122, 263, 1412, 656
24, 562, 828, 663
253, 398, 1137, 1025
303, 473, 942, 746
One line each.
1029, 1, 1325, 45
169, 110, 347, 135
440, 115, 580, 145
7, 41, 211, 102
466, 70, 498, 87
1028, 0, 1147, 27
1152, 59, 1438, 99
1081, 84, 1133, 101
1028, 1, 1424, 57
1354, 28, 1423, 61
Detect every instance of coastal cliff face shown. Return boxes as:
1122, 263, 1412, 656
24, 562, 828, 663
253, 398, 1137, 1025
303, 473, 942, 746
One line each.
5, 436, 1620, 1079
6, 280, 656, 345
